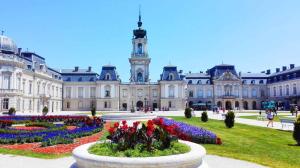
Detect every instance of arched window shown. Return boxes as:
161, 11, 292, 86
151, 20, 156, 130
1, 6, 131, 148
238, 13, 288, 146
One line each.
168, 85, 175, 98
105, 73, 110, 80
197, 80, 202, 85
293, 84, 297, 95
104, 85, 111, 97
273, 87, 276, 97
169, 73, 174, 80
279, 86, 282, 96
137, 43, 143, 54
206, 80, 210, 84
242, 80, 247, 84
188, 80, 193, 84
251, 80, 255, 84
137, 72, 143, 82
259, 80, 264, 84
286, 85, 289, 96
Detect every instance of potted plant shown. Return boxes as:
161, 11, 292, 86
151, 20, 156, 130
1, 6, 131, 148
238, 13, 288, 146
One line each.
42, 106, 48, 116
72, 119, 208, 168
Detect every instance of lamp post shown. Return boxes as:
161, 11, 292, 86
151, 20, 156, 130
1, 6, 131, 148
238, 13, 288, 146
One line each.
144, 97, 147, 112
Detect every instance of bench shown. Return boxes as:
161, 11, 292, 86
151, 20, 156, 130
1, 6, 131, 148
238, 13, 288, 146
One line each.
280, 118, 295, 129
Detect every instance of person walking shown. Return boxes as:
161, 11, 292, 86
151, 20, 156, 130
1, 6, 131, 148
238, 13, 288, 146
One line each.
295, 106, 298, 117
267, 110, 274, 127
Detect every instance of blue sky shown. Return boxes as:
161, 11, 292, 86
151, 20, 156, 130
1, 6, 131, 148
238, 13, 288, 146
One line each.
1, 0, 300, 81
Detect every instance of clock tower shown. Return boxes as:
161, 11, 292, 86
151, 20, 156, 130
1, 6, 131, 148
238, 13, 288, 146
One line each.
129, 10, 151, 83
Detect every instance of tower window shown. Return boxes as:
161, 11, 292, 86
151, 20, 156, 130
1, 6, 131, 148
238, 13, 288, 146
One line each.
137, 72, 143, 82
169, 73, 174, 80
137, 43, 143, 54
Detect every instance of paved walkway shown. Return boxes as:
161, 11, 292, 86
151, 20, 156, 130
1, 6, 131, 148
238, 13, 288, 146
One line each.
0, 154, 268, 168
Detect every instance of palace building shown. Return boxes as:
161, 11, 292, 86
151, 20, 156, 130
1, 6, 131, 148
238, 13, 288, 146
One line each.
1, 14, 300, 113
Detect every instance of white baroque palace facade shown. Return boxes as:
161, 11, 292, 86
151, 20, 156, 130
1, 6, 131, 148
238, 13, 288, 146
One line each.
1, 14, 300, 113
0, 35, 63, 113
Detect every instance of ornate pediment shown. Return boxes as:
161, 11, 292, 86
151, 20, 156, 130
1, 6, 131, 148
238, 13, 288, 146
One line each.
216, 71, 239, 81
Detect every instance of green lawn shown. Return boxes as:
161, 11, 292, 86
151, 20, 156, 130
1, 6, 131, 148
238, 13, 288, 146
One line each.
239, 115, 296, 122
170, 116, 300, 168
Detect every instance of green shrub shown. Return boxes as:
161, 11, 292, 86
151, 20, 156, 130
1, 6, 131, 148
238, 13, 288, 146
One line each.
201, 111, 208, 122
8, 107, 16, 116
293, 118, 300, 146
225, 111, 235, 128
91, 107, 96, 116
42, 106, 48, 116
184, 108, 192, 118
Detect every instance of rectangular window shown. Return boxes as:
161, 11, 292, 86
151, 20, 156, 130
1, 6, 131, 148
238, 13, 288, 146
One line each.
78, 87, 84, 98
2, 98, 9, 110
28, 81, 32, 94
3, 75, 11, 89
152, 89, 157, 97
90, 87, 96, 98
66, 87, 72, 98
122, 89, 128, 97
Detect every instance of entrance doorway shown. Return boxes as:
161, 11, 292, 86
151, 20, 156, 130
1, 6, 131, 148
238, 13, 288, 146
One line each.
136, 101, 143, 111
225, 101, 232, 110
122, 103, 127, 111
152, 103, 158, 110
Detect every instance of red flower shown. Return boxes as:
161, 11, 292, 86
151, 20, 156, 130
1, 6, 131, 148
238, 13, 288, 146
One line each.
122, 120, 127, 126
216, 137, 222, 145
113, 122, 119, 128
108, 127, 115, 135
133, 121, 140, 128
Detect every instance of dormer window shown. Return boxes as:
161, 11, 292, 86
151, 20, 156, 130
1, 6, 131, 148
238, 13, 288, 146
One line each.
169, 73, 174, 80
105, 74, 110, 80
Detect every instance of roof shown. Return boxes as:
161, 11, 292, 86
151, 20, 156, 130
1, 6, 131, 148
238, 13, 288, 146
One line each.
185, 73, 210, 79
160, 66, 183, 81
60, 69, 98, 75
241, 73, 269, 78
268, 66, 300, 77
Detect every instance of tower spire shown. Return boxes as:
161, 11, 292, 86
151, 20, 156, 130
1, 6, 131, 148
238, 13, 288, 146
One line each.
1, 30, 4, 35
138, 5, 142, 28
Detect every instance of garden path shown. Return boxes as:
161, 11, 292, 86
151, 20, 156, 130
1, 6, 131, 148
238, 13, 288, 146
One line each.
0, 154, 268, 168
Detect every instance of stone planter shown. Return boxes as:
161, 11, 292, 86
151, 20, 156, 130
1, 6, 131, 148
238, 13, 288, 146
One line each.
72, 140, 208, 168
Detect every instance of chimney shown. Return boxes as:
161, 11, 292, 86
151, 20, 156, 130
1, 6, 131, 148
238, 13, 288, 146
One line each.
74, 66, 79, 72
276, 68, 280, 73
87, 66, 92, 72
18, 48, 22, 56
290, 64, 295, 69
266, 69, 271, 74
282, 66, 287, 71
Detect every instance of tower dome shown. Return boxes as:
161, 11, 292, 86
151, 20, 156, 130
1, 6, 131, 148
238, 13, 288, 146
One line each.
0, 35, 18, 54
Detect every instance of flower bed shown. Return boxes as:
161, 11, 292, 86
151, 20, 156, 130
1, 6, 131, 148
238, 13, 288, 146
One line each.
0, 115, 104, 147
153, 117, 221, 145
